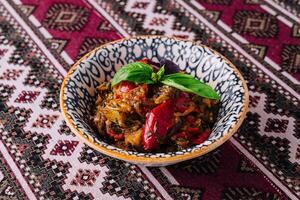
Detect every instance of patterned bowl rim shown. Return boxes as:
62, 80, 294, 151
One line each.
60, 35, 249, 164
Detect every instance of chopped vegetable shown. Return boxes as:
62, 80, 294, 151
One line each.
142, 99, 175, 150
125, 129, 143, 148
118, 81, 137, 93
106, 127, 124, 141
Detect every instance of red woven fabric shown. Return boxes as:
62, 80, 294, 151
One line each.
0, 0, 298, 199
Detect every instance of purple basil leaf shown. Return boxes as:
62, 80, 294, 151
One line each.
147, 60, 160, 71
158, 58, 181, 74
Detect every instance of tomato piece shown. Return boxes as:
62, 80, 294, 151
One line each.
139, 58, 151, 64
192, 130, 211, 145
142, 99, 175, 150
119, 81, 137, 93
107, 128, 124, 140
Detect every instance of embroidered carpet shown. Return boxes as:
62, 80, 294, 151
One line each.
0, 0, 299, 199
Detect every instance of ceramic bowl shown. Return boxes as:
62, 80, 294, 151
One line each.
60, 35, 249, 166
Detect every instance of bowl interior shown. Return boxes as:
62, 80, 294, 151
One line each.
61, 36, 247, 160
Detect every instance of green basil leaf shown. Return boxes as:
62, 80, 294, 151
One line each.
151, 66, 165, 83
161, 73, 220, 100
111, 62, 154, 86
151, 72, 158, 83
157, 66, 165, 81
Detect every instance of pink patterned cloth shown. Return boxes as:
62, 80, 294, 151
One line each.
0, 0, 299, 199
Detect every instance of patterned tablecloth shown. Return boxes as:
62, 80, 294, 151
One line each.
0, 0, 299, 199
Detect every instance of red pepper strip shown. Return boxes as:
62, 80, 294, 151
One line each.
192, 130, 211, 145
142, 99, 175, 150
118, 81, 137, 93
107, 128, 124, 140
187, 127, 201, 134
172, 131, 190, 140
175, 92, 191, 112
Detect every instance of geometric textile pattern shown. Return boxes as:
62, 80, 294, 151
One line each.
233, 11, 278, 38
222, 187, 280, 199
281, 45, 300, 73
14, 91, 40, 103
42, 3, 90, 31
0, 152, 27, 199
50, 140, 79, 156
270, 0, 300, 18
201, 10, 221, 22
0, 69, 23, 80
48, 39, 68, 54
71, 169, 100, 187
0, 0, 299, 199
77, 37, 111, 60
244, 44, 267, 59
148, 144, 284, 199
264, 118, 289, 133
22, 0, 121, 61
190, 0, 300, 83
249, 91, 297, 164
32, 114, 59, 128
124, 0, 195, 39
17, 4, 35, 16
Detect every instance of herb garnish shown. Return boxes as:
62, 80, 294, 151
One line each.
111, 61, 220, 100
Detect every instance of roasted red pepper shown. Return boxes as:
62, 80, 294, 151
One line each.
192, 130, 211, 145
142, 99, 175, 150
107, 128, 124, 140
